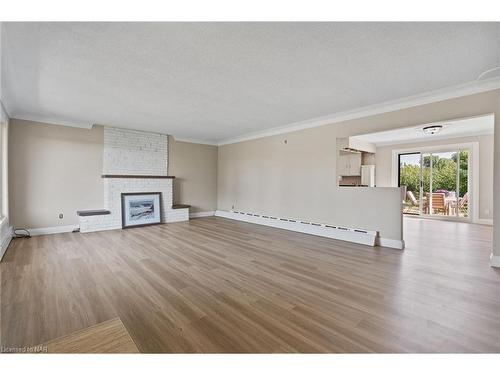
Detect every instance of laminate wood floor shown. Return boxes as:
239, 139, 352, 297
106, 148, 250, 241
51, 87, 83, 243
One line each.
43, 317, 139, 353
1, 216, 499, 353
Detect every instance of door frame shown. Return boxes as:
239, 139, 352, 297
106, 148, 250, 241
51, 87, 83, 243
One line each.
392, 142, 479, 223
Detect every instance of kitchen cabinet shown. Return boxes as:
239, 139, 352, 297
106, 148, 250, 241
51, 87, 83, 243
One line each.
338, 152, 361, 176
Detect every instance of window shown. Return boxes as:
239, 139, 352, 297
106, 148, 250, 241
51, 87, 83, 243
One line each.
0, 104, 8, 219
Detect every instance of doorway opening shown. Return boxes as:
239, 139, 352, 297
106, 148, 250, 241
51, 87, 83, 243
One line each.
349, 113, 494, 224
399, 147, 470, 219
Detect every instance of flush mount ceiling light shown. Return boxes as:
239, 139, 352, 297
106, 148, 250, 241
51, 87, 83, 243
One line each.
422, 125, 444, 135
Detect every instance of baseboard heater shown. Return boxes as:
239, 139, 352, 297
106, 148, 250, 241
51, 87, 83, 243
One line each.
215, 210, 379, 247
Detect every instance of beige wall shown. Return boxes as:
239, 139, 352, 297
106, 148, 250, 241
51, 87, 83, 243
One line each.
9, 119, 103, 229
218, 90, 500, 242
218, 125, 404, 240
375, 134, 494, 220
169, 138, 218, 213
8, 121, 219, 229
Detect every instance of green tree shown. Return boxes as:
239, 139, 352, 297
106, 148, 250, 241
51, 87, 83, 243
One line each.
400, 150, 468, 198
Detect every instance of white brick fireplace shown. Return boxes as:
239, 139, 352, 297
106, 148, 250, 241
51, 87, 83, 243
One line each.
79, 127, 188, 233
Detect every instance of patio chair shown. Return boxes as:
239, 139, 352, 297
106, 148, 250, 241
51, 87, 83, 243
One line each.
449, 192, 469, 216
403, 190, 419, 214
424, 192, 446, 214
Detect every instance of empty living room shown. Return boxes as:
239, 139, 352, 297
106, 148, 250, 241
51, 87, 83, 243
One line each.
2, 1, 500, 373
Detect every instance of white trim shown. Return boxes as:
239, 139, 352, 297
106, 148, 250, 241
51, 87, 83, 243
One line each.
215, 210, 404, 250
404, 214, 471, 224
376, 237, 405, 250
471, 142, 480, 223
370, 130, 494, 148
475, 218, 493, 226
172, 136, 218, 146
8, 78, 500, 146
10, 113, 93, 129
0, 101, 9, 119
217, 77, 500, 145
1, 226, 13, 261
404, 214, 493, 226
79, 225, 121, 234
190, 211, 215, 218
490, 254, 500, 268
27, 225, 78, 236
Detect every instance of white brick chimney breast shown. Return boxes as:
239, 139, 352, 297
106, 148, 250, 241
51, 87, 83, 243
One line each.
79, 127, 188, 233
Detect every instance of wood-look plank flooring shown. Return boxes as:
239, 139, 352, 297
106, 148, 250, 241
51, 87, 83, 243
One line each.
1, 216, 499, 353
43, 317, 139, 353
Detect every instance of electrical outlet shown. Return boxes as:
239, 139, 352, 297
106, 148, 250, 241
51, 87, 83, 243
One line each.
59, 213, 64, 219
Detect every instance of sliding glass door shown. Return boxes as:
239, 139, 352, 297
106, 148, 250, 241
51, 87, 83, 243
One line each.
398, 147, 470, 219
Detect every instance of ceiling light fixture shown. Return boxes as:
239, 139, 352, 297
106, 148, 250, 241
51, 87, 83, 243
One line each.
422, 125, 443, 135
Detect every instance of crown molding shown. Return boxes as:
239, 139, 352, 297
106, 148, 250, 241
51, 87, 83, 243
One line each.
5, 77, 500, 143
217, 77, 500, 146
9, 113, 93, 129
172, 136, 218, 146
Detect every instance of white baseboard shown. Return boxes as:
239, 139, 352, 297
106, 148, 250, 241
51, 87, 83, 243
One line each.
80, 225, 121, 234
214, 210, 404, 248
376, 237, 405, 250
27, 225, 79, 236
190, 211, 215, 218
490, 254, 500, 268
1, 226, 13, 261
475, 218, 493, 226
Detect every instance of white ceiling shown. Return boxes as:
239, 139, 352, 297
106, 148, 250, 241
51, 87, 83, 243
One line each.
352, 114, 495, 147
1, 22, 499, 144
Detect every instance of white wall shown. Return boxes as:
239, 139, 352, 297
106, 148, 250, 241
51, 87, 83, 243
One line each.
375, 134, 494, 221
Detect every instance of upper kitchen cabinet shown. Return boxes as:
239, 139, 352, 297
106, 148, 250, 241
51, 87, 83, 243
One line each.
338, 151, 362, 176
336, 137, 376, 187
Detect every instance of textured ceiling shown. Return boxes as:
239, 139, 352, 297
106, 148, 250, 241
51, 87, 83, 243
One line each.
1, 22, 499, 143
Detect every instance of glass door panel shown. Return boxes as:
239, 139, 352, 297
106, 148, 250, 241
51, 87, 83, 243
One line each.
428, 151, 457, 217
421, 153, 431, 215
399, 153, 421, 215
457, 149, 470, 218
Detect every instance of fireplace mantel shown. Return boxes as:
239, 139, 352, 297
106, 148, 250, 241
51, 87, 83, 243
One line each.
101, 174, 175, 179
